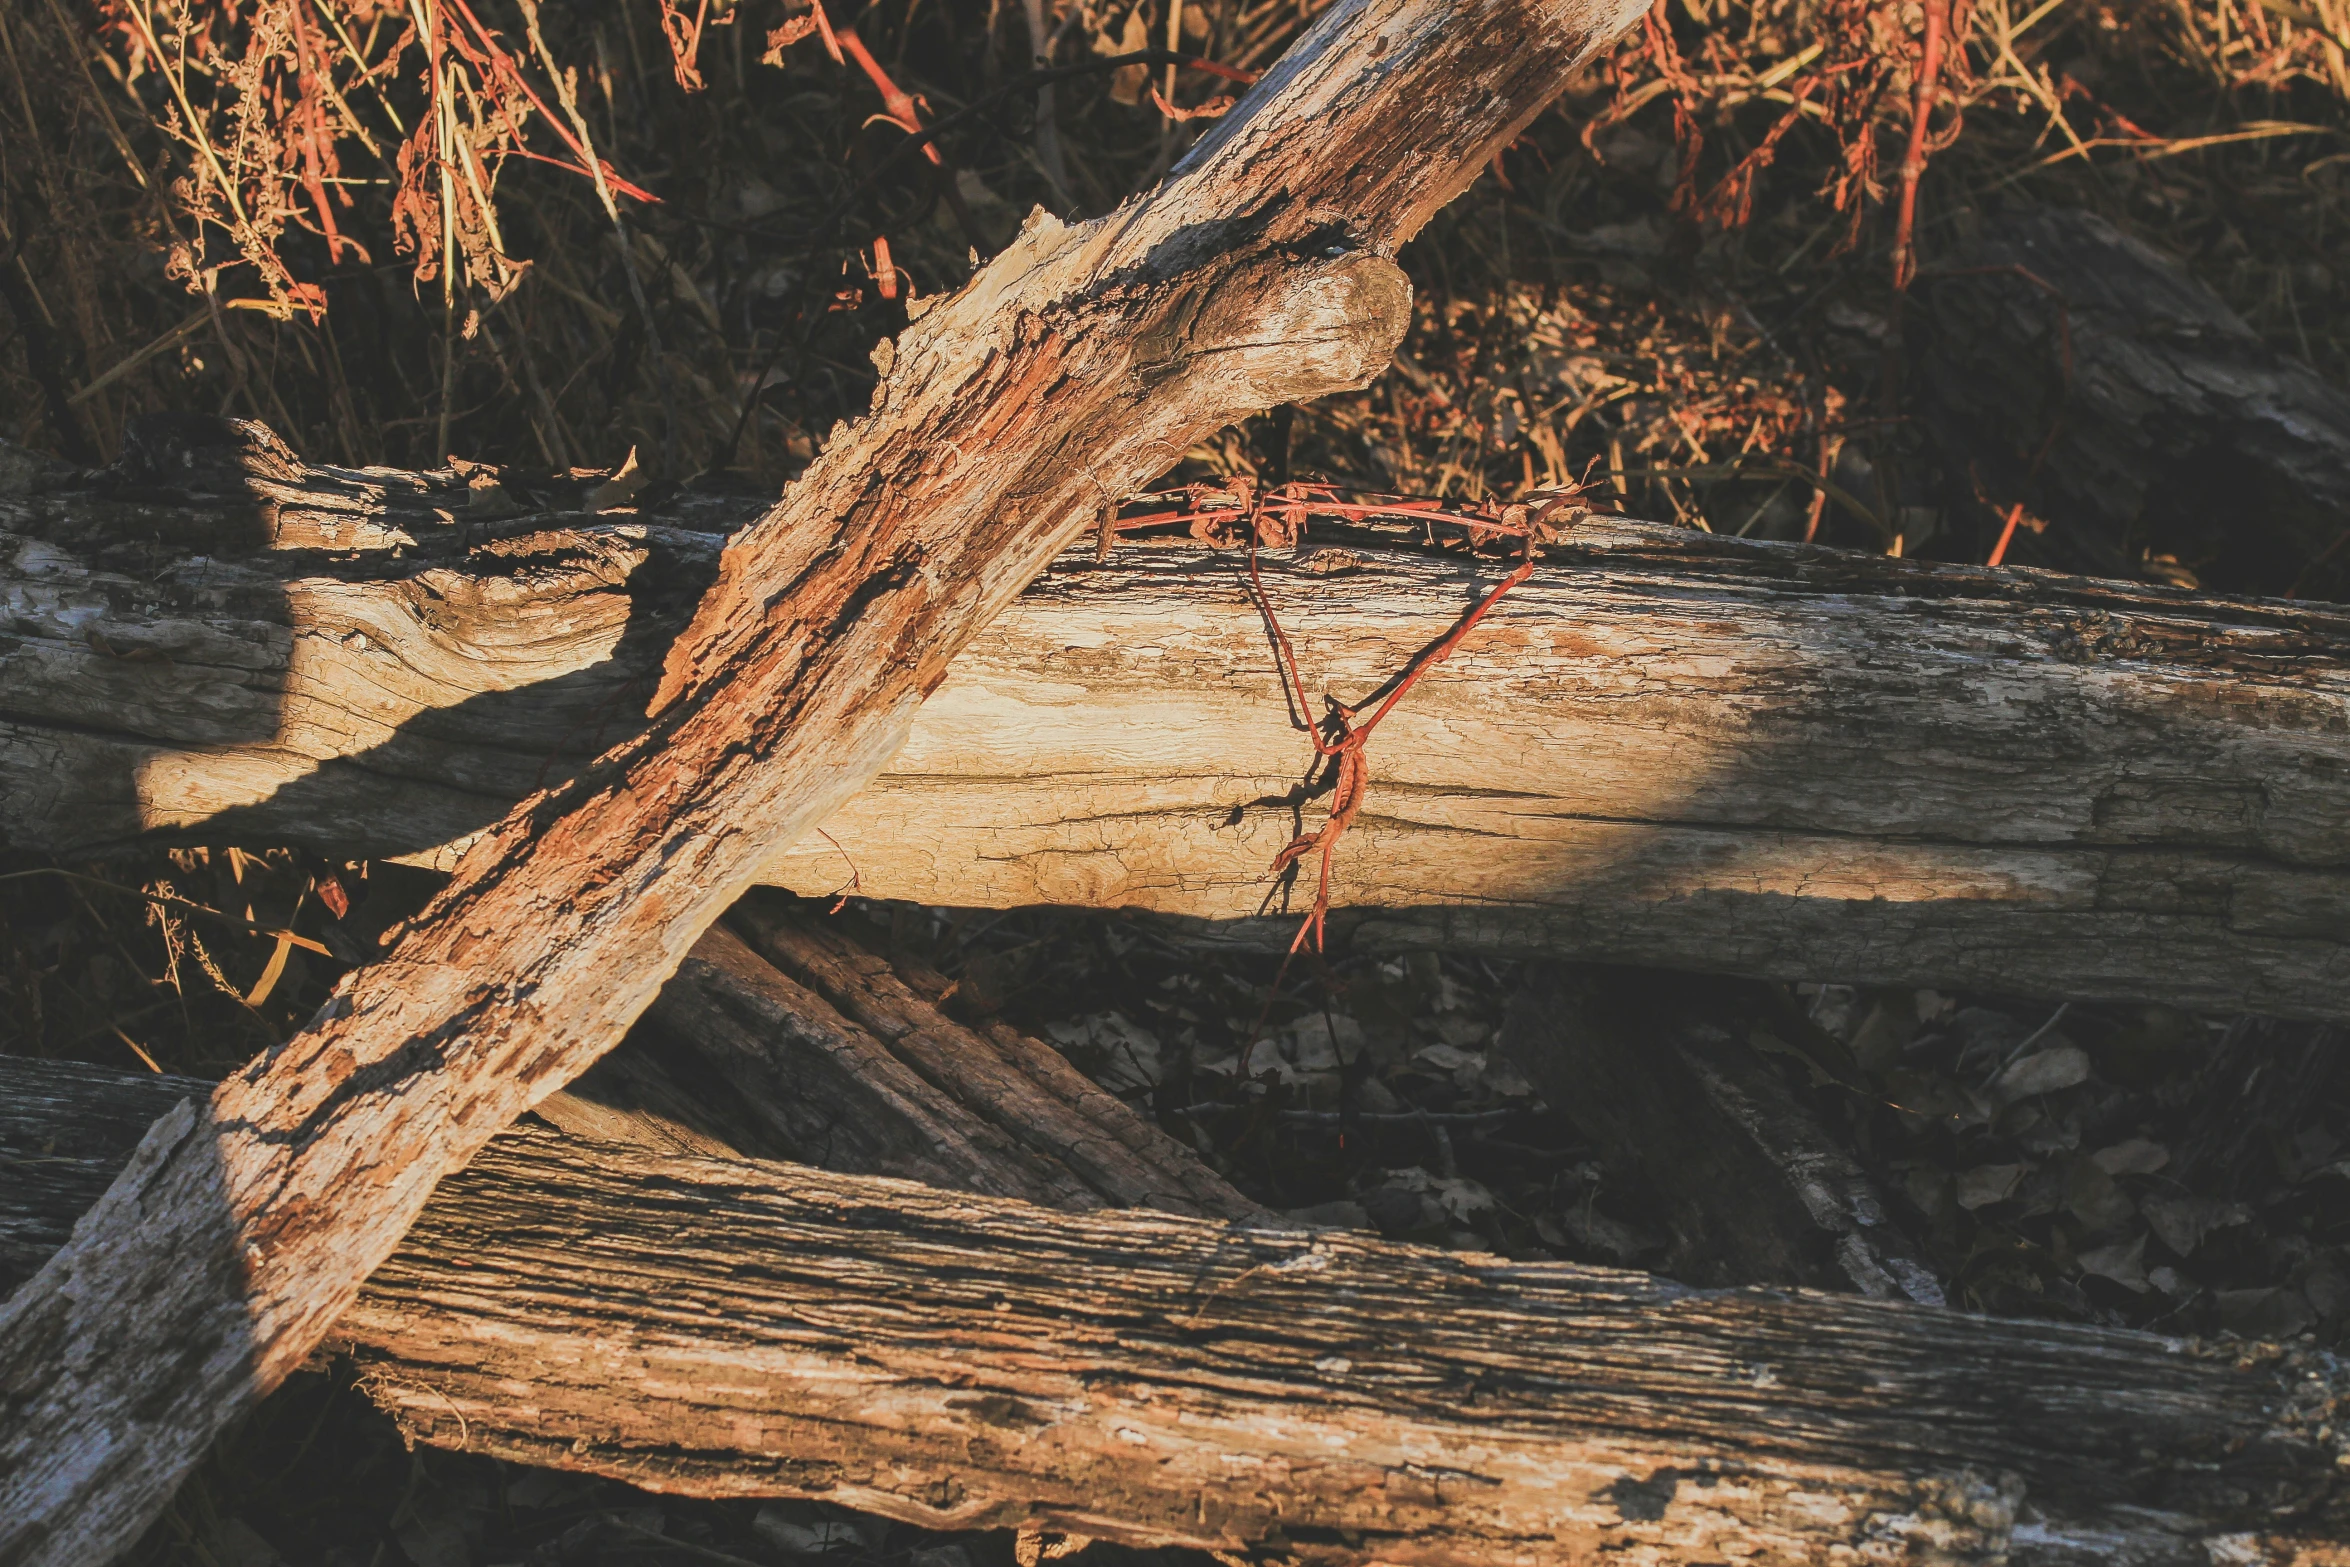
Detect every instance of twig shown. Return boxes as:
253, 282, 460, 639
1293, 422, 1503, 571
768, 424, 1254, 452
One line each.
519, 0, 677, 475
0, 869, 332, 957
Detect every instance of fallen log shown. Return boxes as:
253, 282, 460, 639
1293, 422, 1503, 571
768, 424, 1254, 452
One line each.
1921, 206, 2350, 594
4, 1054, 2346, 1567
1497, 965, 1945, 1304
0, 0, 1644, 1554
626, 903, 1258, 1219
13, 437, 2350, 1018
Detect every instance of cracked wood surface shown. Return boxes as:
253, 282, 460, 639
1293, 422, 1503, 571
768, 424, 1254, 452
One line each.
4, 1055, 2346, 1567
0, 0, 1647, 1556
11, 451, 2350, 1016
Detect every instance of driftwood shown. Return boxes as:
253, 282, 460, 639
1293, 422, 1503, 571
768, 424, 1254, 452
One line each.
0, 0, 1647, 1556
1922, 206, 2350, 592
5, 1053, 2347, 1567
1498, 965, 1944, 1304
14, 440, 2350, 1019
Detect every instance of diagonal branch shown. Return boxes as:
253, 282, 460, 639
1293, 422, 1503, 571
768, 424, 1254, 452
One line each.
0, 0, 1648, 1557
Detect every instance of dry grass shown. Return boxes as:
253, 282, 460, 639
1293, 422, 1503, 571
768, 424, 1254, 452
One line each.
1, 0, 2339, 525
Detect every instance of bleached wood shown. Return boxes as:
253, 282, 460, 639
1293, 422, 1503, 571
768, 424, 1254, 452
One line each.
0, 0, 1646, 1558
5, 1056, 2346, 1567
12, 463, 2350, 1016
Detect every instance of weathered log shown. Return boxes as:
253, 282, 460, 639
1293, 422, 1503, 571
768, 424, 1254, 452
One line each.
0, 0, 1643, 1555
624, 903, 1258, 1218
13, 441, 2350, 1018
0, 892, 1253, 1291
1497, 965, 1944, 1304
4, 1054, 2346, 1567
1921, 206, 2350, 593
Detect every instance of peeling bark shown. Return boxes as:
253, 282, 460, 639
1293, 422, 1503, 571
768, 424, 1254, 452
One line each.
12, 446, 2350, 1016
0, 0, 1648, 1556
4, 1055, 2346, 1567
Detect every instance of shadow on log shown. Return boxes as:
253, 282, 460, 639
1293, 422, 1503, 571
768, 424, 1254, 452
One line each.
598, 899, 1258, 1218
0, 1, 1653, 1546
5, 1052, 2346, 1567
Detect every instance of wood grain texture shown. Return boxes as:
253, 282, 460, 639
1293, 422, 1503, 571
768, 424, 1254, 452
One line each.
621, 907, 1259, 1218
714, 896, 1256, 1218
4, 1055, 2345, 1567
13, 449, 2350, 1016
0, 1, 1644, 1557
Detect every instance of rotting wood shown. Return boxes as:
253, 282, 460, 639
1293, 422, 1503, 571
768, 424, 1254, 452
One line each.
4, 1054, 2345, 1567
0, 0, 1649, 1555
14, 437, 2350, 1018
1497, 964, 1944, 1304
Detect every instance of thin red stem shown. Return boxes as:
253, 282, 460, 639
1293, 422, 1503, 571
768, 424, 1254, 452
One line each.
1891, 0, 1949, 292
837, 27, 944, 166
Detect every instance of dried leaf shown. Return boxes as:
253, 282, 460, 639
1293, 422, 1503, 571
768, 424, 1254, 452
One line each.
2143, 1195, 2253, 1258
2214, 1286, 2316, 1340
1989, 1043, 2092, 1104
1288, 1013, 1366, 1073
1045, 1011, 1163, 1092
244, 931, 294, 1009
2091, 1137, 2169, 1176
1383, 1165, 1497, 1222
2076, 1231, 2150, 1293
755, 1504, 873, 1554
587, 447, 646, 511
1954, 1162, 2027, 1210
761, 13, 823, 65
2063, 1156, 2136, 1235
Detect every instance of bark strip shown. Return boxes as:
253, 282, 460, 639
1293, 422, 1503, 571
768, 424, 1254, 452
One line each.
0, 1, 1645, 1556
3, 1055, 2344, 1567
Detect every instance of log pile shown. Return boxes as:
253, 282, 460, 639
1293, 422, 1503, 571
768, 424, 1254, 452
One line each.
0, 0, 1657, 1556
6, 0, 2350, 1561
